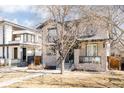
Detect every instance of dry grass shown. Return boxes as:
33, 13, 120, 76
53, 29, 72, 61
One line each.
0, 72, 30, 82
6, 71, 124, 88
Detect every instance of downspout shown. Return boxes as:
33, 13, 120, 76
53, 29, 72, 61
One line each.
41, 30, 44, 66
2, 24, 5, 58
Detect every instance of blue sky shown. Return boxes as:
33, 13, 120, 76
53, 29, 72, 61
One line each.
0, 6, 47, 28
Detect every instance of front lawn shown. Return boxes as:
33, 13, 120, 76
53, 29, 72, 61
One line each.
6, 71, 124, 88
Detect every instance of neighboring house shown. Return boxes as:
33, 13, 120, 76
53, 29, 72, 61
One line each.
36, 19, 111, 71
0, 19, 42, 66
110, 33, 124, 57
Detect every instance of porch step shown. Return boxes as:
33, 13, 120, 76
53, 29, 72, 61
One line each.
65, 63, 73, 70
57, 63, 73, 70
17, 62, 28, 67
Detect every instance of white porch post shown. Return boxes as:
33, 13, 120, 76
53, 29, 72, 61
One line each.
42, 47, 46, 67
19, 47, 22, 60
106, 41, 110, 71
8, 46, 12, 67
74, 49, 80, 69
19, 47, 23, 63
8, 59, 11, 67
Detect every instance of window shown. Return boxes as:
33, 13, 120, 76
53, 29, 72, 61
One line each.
79, 44, 100, 63
86, 44, 97, 56
23, 34, 35, 42
28, 34, 32, 42
12, 35, 21, 41
31, 35, 35, 42
48, 28, 57, 43
23, 34, 27, 42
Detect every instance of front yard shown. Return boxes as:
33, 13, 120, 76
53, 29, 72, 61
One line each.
0, 72, 30, 82
3, 70, 124, 88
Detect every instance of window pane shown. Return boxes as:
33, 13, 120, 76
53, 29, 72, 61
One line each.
32, 35, 35, 42
87, 45, 91, 56
93, 45, 97, 56
48, 29, 57, 43
28, 34, 31, 42
23, 34, 27, 42
95, 57, 100, 63
87, 44, 97, 56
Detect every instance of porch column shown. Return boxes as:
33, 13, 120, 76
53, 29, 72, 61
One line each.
74, 49, 80, 69
19, 47, 23, 62
18, 47, 22, 59
8, 46, 12, 67
106, 41, 110, 71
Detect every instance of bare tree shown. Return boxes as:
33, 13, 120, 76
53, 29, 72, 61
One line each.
34, 5, 124, 73
34, 5, 91, 74
46, 6, 103, 74
46, 6, 80, 74
34, 5, 111, 74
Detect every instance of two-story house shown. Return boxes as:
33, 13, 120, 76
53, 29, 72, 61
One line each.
0, 19, 42, 66
36, 19, 111, 71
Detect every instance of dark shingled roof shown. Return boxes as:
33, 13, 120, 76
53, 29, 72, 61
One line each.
77, 31, 110, 41
77, 35, 109, 41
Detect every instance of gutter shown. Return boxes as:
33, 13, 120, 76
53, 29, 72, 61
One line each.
2, 24, 5, 58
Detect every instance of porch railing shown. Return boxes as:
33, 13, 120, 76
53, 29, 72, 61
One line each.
79, 56, 101, 63
9, 40, 41, 46
9, 40, 23, 44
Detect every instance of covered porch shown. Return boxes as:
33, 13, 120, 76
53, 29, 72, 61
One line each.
7, 44, 42, 67
74, 40, 110, 71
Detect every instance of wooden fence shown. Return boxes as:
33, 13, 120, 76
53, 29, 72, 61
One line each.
107, 56, 121, 70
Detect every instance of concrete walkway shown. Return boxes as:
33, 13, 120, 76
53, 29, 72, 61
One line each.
0, 73, 44, 87
0, 67, 67, 87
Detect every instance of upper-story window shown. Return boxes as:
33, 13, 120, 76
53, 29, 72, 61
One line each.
23, 34, 35, 43
31, 35, 35, 43
48, 28, 57, 43
12, 34, 21, 41
23, 34, 27, 42
28, 34, 32, 42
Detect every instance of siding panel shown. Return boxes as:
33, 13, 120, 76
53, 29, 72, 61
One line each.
4, 25, 12, 44
0, 25, 3, 44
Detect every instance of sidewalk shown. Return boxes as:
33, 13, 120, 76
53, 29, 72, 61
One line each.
0, 67, 62, 87
0, 73, 44, 87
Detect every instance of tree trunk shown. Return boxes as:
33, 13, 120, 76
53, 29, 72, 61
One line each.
61, 59, 65, 74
